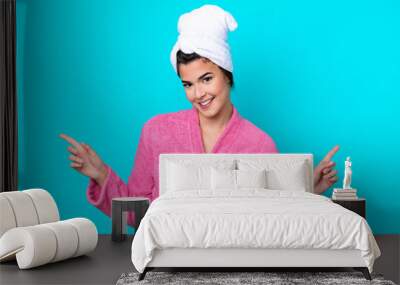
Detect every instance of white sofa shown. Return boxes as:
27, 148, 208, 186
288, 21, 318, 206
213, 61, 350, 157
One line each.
0, 189, 98, 269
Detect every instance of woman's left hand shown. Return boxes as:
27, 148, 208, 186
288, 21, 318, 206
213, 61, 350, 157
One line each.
313, 145, 340, 194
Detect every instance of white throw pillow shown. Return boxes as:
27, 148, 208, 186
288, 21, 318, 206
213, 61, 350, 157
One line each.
166, 159, 236, 192
167, 161, 210, 191
211, 168, 268, 190
211, 168, 236, 190
237, 159, 309, 191
266, 166, 307, 191
236, 169, 267, 189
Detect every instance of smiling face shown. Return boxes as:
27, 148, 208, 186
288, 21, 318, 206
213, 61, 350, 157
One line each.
178, 58, 232, 120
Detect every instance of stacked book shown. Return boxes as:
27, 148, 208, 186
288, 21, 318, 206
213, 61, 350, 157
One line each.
332, 188, 358, 200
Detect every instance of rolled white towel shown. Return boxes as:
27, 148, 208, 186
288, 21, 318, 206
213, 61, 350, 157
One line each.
0, 218, 98, 269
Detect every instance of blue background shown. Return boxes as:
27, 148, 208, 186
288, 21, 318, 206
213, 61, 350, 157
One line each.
16, 0, 399, 234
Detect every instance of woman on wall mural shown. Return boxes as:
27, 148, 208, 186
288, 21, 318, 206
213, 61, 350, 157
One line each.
60, 5, 339, 223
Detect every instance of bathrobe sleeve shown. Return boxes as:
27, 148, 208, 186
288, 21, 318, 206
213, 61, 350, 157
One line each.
86, 123, 155, 226
258, 133, 279, 153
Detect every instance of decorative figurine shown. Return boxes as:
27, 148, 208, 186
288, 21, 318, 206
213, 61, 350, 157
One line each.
343, 156, 352, 189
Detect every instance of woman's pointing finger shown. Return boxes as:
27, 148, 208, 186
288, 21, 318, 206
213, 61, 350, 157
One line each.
59, 133, 85, 153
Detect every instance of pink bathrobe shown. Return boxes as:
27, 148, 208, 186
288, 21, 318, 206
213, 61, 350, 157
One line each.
87, 105, 278, 224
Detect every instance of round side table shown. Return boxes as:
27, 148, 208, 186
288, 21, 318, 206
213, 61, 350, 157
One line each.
111, 197, 149, 242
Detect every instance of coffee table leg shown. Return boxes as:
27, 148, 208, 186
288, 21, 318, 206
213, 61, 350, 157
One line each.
121, 211, 127, 240
112, 201, 124, 242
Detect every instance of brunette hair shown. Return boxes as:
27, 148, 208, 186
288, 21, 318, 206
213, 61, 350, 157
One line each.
176, 50, 234, 88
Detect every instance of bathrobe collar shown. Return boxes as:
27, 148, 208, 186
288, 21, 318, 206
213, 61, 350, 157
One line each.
189, 103, 241, 153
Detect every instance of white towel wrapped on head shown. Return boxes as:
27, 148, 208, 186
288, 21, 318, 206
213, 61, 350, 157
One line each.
170, 4, 238, 73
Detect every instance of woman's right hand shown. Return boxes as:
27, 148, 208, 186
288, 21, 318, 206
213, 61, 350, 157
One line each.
59, 133, 108, 186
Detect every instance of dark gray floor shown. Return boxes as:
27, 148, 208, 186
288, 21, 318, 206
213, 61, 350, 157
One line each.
0, 235, 398, 285
374, 235, 400, 284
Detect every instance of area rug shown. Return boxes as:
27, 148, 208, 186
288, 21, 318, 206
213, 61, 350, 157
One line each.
116, 271, 396, 285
